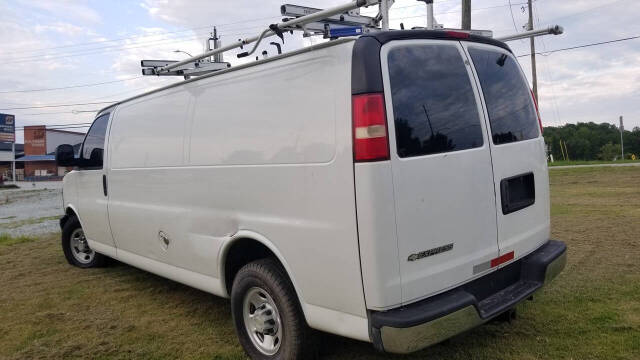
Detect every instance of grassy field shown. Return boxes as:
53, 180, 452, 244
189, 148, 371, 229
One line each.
1, 167, 639, 359
548, 159, 640, 167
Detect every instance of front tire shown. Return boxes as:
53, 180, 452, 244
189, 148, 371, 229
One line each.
61, 216, 106, 268
231, 258, 315, 360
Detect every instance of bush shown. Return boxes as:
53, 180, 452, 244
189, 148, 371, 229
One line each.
598, 143, 622, 161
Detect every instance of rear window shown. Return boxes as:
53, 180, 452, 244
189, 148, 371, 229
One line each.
468, 47, 539, 145
387, 44, 484, 158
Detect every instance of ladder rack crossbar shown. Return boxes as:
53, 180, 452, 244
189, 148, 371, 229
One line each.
158, 0, 378, 74
496, 25, 563, 42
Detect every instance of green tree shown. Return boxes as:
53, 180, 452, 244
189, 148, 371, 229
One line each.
543, 122, 639, 161
598, 143, 622, 161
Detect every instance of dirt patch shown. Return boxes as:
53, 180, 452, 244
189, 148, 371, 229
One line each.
0, 189, 63, 237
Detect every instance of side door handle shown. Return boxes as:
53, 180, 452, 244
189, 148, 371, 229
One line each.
102, 174, 108, 196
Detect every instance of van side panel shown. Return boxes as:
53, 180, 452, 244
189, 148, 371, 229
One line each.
110, 90, 189, 169
107, 41, 369, 340
185, 40, 366, 315
188, 58, 334, 166
108, 89, 191, 267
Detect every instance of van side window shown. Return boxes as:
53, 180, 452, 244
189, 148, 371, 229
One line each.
388, 44, 484, 158
468, 47, 539, 145
80, 113, 109, 169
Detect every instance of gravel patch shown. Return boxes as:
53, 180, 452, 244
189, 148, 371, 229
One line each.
0, 187, 63, 237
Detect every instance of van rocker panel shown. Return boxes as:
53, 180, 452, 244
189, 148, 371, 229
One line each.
369, 240, 566, 354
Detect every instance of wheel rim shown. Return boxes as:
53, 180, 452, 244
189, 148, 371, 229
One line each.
70, 228, 95, 264
242, 287, 282, 355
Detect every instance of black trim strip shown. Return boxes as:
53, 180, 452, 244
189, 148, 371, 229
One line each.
366, 30, 512, 51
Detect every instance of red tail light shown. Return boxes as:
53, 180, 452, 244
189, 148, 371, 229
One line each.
445, 30, 470, 39
531, 89, 543, 133
352, 93, 389, 162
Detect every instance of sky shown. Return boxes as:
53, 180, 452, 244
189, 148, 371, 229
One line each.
1, 0, 639, 143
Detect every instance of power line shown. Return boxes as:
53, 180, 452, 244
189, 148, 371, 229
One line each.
3, 33, 210, 63
14, 126, 91, 133
2, 21, 276, 63
507, 0, 520, 32
539, 0, 629, 24
0, 77, 142, 94
0, 101, 114, 111
15, 123, 92, 130
2, 25, 267, 64
3, 27, 212, 58
517, 35, 640, 57
6, 2, 530, 63
19, 110, 100, 115
2, 1, 535, 64
4, 15, 284, 57
391, 2, 528, 21
0, 85, 153, 108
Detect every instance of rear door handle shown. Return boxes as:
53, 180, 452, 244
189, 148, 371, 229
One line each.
102, 174, 107, 196
500, 172, 535, 214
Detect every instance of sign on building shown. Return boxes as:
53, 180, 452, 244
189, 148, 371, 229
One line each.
24, 126, 47, 155
0, 113, 15, 143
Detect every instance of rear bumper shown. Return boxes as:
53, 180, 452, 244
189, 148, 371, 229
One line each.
369, 240, 567, 354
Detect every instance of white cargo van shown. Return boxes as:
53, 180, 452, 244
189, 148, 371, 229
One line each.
56, 30, 566, 359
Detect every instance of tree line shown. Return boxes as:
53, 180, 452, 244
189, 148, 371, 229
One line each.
543, 122, 640, 161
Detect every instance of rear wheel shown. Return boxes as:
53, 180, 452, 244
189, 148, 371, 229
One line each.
61, 216, 106, 268
231, 258, 315, 360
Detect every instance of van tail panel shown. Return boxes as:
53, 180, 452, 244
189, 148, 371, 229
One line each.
352, 32, 551, 310
463, 43, 551, 263
381, 39, 500, 305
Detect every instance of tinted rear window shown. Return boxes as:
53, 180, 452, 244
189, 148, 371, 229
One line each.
388, 44, 484, 158
468, 47, 539, 145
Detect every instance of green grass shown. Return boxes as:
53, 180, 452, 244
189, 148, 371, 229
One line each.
1, 167, 639, 359
0, 233, 37, 247
548, 159, 640, 166
0, 215, 60, 230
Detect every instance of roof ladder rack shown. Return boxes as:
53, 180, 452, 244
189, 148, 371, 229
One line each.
141, 0, 382, 77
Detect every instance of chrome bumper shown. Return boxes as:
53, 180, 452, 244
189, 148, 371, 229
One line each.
370, 240, 567, 354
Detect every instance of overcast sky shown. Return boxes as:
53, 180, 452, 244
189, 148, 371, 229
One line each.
1, 0, 639, 143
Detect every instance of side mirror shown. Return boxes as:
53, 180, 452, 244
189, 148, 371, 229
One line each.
55, 144, 76, 166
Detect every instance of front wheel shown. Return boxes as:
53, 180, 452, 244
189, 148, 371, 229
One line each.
231, 259, 315, 360
61, 216, 107, 268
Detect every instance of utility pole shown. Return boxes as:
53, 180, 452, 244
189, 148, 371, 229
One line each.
213, 27, 223, 63
11, 141, 15, 182
380, 0, 390, 31
462, 0, 471, 30
528, 0, 538, 102
620, 115, 625, 160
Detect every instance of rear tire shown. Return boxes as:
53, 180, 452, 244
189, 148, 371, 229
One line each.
61, 216, 107, 268
231, 258, 315, 360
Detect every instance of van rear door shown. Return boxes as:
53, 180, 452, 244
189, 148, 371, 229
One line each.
464, 43, 550, 263
381, 40, 500, 304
